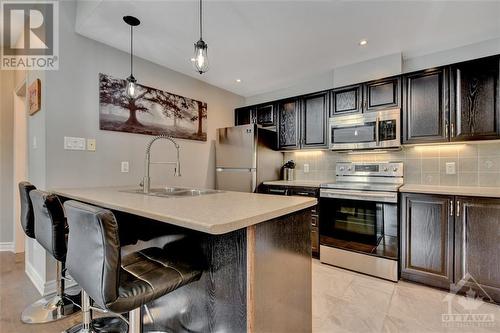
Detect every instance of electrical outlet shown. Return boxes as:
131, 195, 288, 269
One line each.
304, 163, 310, 173
87, 138, 96, 151
64, 136, 86, 150
445, 162, 456, 175
121, 161, 129, 173
32, 136, 37, 149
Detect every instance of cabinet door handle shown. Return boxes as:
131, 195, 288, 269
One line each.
456, 200, 460, 217
445, 120, 449, 138
451, 123, 455, 138
449, 200, 454, 216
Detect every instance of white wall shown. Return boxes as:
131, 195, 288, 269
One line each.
0, 70, 15, 248
245, 37, 500, 105
26, 0, 244, 295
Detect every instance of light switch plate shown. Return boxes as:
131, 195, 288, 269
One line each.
64, 136, 86, 150
445, 162, 456, 175
121, 161, 129, 173
87, 138, 96, 151
304, 163, 310, 173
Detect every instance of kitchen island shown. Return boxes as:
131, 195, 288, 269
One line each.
54, 186, 316, 333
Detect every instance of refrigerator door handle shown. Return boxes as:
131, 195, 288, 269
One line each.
216, 167, 256, 172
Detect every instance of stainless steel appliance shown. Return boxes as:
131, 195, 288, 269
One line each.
329, 108, 401, 151
215, 124, 283, 192
319, 162, 403, 281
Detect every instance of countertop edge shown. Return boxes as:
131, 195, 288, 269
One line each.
399, 184, 500, 198
53, 189, 317, 235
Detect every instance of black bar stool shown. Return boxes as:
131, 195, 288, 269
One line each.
63, 200, 203, 333
18, 182, 80, 324
24, 189, 81, 323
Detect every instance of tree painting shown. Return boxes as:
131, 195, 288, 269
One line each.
99, 73, 207, 141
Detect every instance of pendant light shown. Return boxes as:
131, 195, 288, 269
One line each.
123, 15, 140, 98
193, 0, 209, 74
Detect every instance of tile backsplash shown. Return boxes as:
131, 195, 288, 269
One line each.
283, 142, 500, 187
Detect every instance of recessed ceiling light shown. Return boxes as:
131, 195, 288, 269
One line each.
236, 79, 241, 83
359, 39, 368, 46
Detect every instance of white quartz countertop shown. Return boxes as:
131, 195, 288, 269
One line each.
400, 184, 500, 198
53, 186, 317, 235
263, 180, 333, 188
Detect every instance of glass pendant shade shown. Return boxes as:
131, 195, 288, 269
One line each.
123, 16, 140, 99
126, 76, 137, 99
193, 39, 209, 74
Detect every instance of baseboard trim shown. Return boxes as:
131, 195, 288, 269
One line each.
25, 261, 78, 296
25, 260, 45, 296
0, 242, 14, 252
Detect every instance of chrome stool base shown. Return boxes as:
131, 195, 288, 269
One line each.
64, 317, 128, 333
21, 294, 80, 324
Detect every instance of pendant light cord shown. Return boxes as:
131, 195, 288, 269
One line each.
199, 0, 203, 40
130, 25, 134, 76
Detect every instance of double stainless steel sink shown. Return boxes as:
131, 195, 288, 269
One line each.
123, 187, 223, 198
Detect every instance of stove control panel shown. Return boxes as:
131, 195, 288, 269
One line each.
336, 162, 403, 178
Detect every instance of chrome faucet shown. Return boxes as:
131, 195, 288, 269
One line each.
141, 135, 181, 193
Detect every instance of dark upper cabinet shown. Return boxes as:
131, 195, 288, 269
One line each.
455, 197, 500, 302
450, 56, 500, 141
256, 104, 276, 127
235, 107, 255, 126
277, 93, 329, 150
301, 92, 329, 148
401, 193, 454, 289
235, 104, 275, 127
330, 84, 362, 116
403, 68, 449, 144
278, 99, 300, 150
363, 77, 401, 112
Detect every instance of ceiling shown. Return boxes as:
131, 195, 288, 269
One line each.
76, 0, 500, 97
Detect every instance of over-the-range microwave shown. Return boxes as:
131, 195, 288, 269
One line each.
329, 108, 401, 151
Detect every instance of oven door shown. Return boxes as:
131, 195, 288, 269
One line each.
319, 189, 398, 246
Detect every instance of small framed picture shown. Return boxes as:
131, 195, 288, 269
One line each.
29, 79, 41, 115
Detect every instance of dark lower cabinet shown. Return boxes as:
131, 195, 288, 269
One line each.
403, 68, 448, 143
402, 193, 500, 303
454, 197, 500, 302
401, 193, 454, 289
450, 56, 500, 141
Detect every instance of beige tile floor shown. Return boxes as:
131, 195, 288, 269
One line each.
313, 260, 500, 333
1, 252, 498, 333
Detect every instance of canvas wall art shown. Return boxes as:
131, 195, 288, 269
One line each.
99, 73, 207, 141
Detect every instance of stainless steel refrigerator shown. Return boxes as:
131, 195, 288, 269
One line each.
216, 124, 283, 192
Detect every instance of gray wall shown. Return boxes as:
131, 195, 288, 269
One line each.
0, 70, 15, 243
41, 1, 244, 190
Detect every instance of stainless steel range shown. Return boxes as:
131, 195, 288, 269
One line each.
319, 162, 403, 281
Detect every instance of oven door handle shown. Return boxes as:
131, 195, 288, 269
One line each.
320, 189, 398, 203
